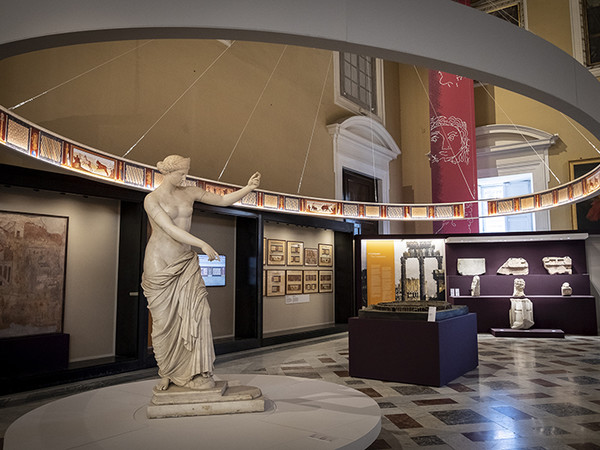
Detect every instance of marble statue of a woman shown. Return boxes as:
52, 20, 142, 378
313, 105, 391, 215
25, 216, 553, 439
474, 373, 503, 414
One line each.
142, 155, 260, 391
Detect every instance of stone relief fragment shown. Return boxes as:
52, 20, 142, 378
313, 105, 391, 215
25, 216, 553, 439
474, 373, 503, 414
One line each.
542, 256, 572, 274
457, 258, 486, 276
497, 257, 529, 275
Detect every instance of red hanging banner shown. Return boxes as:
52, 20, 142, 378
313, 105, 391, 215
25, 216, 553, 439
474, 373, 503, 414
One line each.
429, 0, 478, 234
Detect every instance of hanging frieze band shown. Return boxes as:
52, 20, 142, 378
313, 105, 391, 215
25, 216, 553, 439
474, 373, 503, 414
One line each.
2, 105, 600, 221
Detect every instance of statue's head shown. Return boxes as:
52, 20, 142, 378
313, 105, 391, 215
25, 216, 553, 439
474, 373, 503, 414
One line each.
157, 155, 191, 174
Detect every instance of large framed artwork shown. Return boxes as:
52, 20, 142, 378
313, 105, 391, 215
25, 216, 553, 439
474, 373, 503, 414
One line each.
570, 158, 600, 232
0, 210, 68, 338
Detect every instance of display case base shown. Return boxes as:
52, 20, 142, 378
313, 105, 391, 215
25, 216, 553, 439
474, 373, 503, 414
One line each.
490, 328, 565, 338
349, 313, 478, 387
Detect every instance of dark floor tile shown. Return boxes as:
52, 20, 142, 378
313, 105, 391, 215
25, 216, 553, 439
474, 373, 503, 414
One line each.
333, 370, 349, 377
579, 421, 600, 431
529, 378, 561, 387
392, 385, 439, 395
534, 402, 597, 417
280, 366, 312, 371
377, 402, 397, 409
482, 380, 521, 390
471, 396, 497, 402
483, 363, 506, 370
558, 376, 600, 385
411, 435, 446, 446
533, 426, 570, 436
357, 387, 382, 398
493, 405, 534, 420
282, 371, 321, 379
568, 444, 600, 450
318, 357, 336, 363
345, 380, 365, 385
447, 383, 475, 392
580, 359, 600, 365
413, 398, 457, 406
480, 351, 503, 356
367, 438, 392, 449
509, 392, 551, 399
462, 429, 517, 441
430, 408, 491, 425
538, 369, 570, 374
385, 413, 423, 429
463, 373, 497, 379
550, 360, 577, 366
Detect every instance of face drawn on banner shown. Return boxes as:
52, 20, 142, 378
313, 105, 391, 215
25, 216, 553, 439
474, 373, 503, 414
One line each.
429, 115, 471, 165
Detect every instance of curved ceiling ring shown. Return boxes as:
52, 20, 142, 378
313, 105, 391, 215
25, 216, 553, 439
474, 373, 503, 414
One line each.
1, 0, 600, 221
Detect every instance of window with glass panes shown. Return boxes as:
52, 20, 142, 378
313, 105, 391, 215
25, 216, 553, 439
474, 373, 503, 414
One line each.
584, 0, 600, 66
339, 52, 377, 113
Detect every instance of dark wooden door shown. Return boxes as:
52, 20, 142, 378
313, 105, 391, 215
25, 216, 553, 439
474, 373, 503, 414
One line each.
343, 168, 379, 235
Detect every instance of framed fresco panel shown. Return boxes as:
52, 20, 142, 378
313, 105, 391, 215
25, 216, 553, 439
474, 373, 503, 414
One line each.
0, 210, 68, 338
318, 243, 333, 267
267, 239, 286, 266
286, 241, 304, 266
304, 248, 318, 266
570, 158, 600, 232
266, 270, 285, 296
319, 270, 334, 293
285, 270, 303, 295
303, 270, 318, 293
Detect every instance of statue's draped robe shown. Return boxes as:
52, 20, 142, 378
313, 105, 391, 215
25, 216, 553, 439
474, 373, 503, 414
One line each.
142, 251, 215, 386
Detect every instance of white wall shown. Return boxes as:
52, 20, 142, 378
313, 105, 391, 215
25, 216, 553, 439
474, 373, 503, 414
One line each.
263, 221, 335, 335
0, 185, 120, 361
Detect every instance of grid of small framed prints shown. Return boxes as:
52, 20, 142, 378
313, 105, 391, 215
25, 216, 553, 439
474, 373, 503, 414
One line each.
264, 238, 334, 296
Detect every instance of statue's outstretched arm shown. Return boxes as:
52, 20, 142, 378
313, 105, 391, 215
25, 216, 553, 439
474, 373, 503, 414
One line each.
192, 172, 261, 207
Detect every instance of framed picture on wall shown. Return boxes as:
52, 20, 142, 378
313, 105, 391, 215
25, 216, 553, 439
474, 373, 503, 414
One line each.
286, 241, 304, 265
304, 248, 318, 266
319, 270, 333, 293
570, 158, 600, 232
266, 270, 285, 296
285, 270, 303, 294
318, 243, 333, 267
263, 238, 266, 266
267, 239, 286, 266
0, 210, 68, 338
303, 270, 318, 293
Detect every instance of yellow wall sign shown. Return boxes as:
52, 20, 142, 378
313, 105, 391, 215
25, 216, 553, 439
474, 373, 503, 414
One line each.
366, 240, 395, 305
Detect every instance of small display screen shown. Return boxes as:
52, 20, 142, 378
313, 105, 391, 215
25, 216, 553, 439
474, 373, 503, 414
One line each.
198, 254, 226, 286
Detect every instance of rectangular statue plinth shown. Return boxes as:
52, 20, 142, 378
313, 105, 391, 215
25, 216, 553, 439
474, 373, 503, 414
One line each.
349, 314, 478, 387
491, 328, 565, 338
147, 381, 265, 418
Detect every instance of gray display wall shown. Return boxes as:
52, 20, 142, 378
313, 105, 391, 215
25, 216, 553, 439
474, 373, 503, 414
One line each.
0, 185, 120, 362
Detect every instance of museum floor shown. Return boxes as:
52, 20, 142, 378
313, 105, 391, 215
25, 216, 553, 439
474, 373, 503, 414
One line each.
2, 332, 600, 449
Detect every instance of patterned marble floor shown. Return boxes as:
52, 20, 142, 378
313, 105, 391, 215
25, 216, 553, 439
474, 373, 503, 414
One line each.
2, 333, 600, 449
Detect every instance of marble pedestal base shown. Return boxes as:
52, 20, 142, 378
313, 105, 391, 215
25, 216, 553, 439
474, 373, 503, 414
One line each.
147, 381, 265, 418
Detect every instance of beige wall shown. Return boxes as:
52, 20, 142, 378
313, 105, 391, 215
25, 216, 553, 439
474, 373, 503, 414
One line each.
190, 211, 237, 339
0, 185, 120, 362
262, 222, 335, 335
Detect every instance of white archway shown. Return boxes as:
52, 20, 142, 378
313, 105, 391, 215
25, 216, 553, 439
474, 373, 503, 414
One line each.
327, 116, 400, 233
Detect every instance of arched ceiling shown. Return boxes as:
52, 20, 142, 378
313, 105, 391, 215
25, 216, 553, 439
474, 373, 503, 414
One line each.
1, 0, 600, 141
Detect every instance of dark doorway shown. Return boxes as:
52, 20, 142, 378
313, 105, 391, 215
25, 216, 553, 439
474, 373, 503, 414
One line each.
343, 168, 379, 235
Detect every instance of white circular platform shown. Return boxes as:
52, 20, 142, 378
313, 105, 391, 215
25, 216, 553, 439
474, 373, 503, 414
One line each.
4, 374, 381, 450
